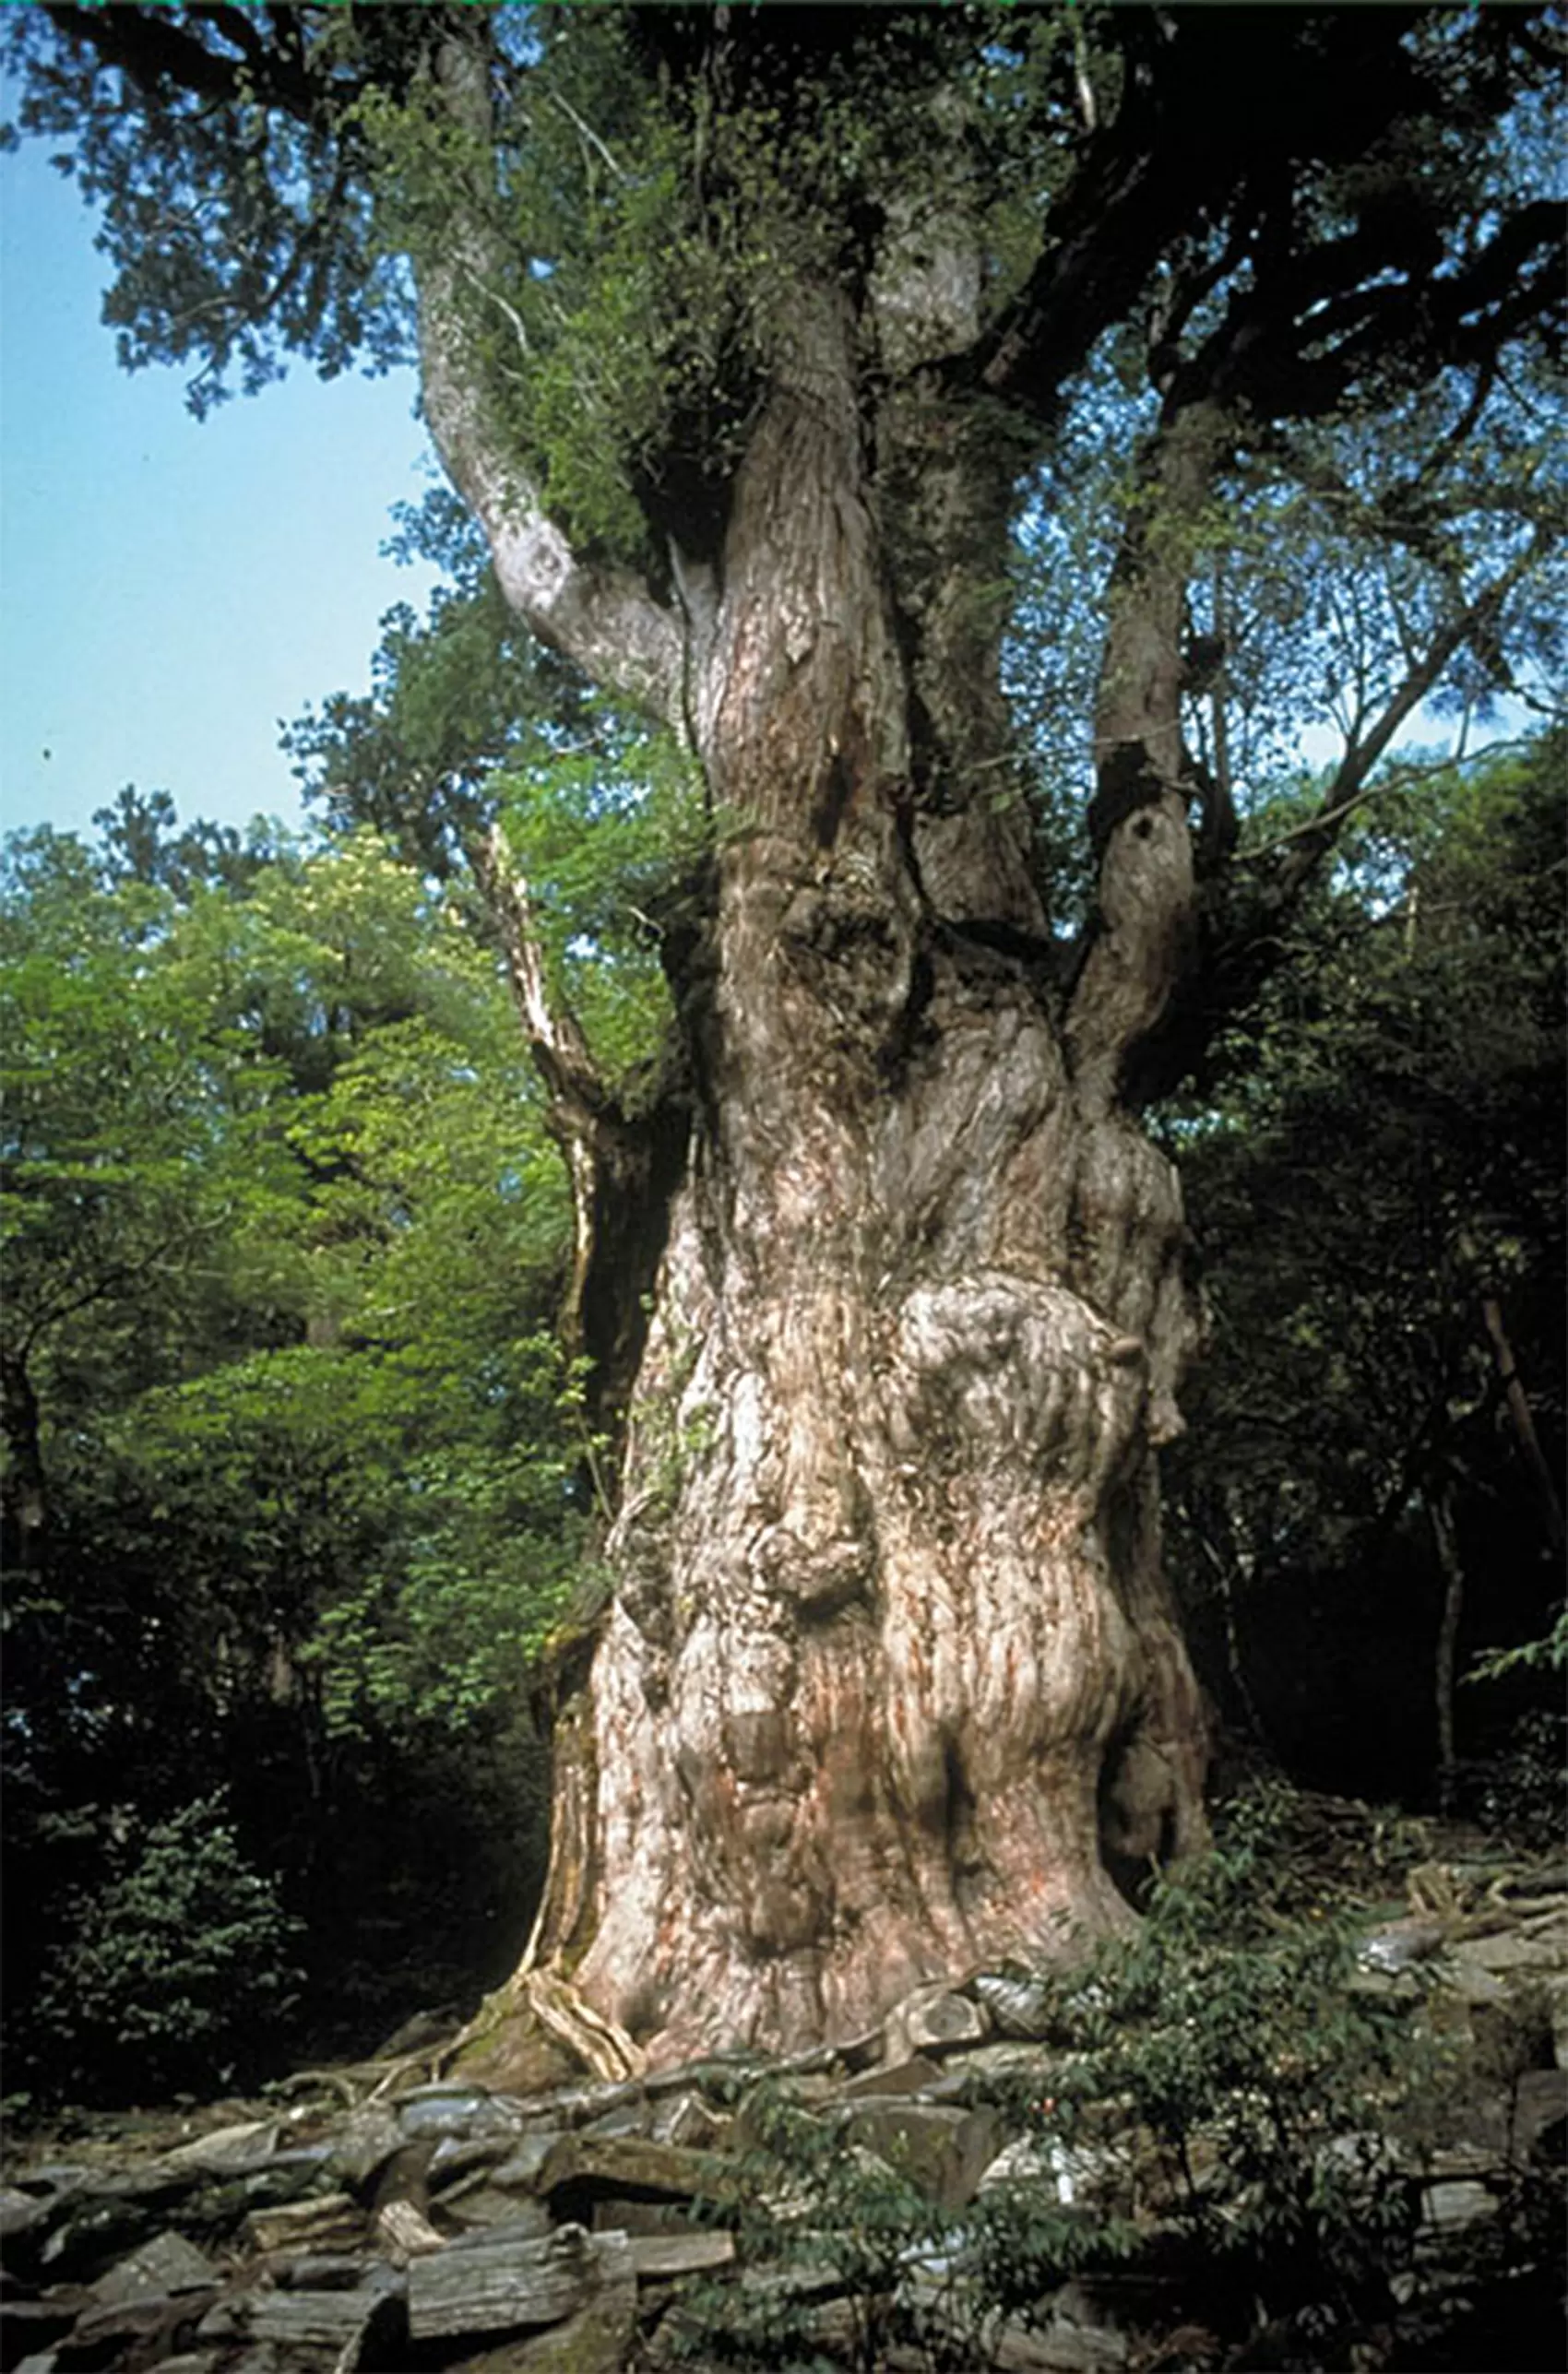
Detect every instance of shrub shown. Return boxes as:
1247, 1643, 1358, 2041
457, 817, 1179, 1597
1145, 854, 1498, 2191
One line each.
29, 1793, 303, 2103
673, 1785, 1447, 2370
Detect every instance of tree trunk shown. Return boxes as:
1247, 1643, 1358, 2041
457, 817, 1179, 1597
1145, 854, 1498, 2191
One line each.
492, 290, 1209, 2071
1, 1347, 48, 1585
1429, 1487, 1466, 1819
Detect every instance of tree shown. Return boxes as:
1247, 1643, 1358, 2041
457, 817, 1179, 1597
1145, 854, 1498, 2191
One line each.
8, 4, 1561, 2075
1162, 735, 1565, 1804
1, 809, 577, 2083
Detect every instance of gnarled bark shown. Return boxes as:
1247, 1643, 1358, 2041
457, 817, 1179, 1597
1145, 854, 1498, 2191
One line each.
485, 285, 1209, 2070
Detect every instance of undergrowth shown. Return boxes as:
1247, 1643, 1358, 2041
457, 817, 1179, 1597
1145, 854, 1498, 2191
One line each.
666, 1783, 1560, 2371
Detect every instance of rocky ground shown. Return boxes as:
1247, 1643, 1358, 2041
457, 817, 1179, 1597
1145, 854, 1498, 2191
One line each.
3, 1804, 1563, 2374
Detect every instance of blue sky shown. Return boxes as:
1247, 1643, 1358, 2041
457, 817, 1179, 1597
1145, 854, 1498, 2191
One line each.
1, 125, 441, 847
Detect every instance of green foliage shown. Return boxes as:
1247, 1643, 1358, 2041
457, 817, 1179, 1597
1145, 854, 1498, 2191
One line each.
494, 713, 710, 1085
0, 8, 412, 415
672, 1786, 1442, 2370
1468, 1608, 1568, 1685
356, 6, 1094, 567
675, 2081, 945, 2370
992, 1790, 1427, 2320
1163, 734, 1565, 1791
283, 566, 595, 883
1, 801, 581, 2095
29, 1795, 304, 2102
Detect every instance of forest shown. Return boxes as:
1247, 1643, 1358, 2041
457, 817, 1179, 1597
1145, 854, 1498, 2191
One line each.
1, 6, 1564, 2371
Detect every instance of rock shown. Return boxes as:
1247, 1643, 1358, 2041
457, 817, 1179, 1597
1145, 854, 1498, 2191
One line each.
244, 2190, 364, 2254
1441, 1961, 1510, 2007
327, 2104, 404, 2188
181, 2143, 338, 2234
203, 2266, 407, 2354
396, 2086, 527, 2143
493, 2078, 645, 2131
374, 2197, 446, 2261
537, 2134, 728, 2219
1357, 1917, 1450, 1974
1499, 1867, 1568, 1902
407, 2221, 630, 2341
1549, 1976, 1568, 2070
87, 2227, 218, 2305
0, 2188, 57, 2246
989, 2310, 1133, 2368
0, 2299, 82, 2365
271, 2254, 369, 2289
647, 2090, 729, 2149
430, 2131, 524, 2187
1510, 2067, 1568, 2158
579, 2095, 651, 2140
979, 2130, 1134, 2212
1419, 2177, 1496, 2234
56, 2288, 210, 2362
36, 2193, 170, 2282
838, 2100, 1003, 2213
440, 2183, 559, 2237
883, 1981, 991, 2061
159, 2119, 279, 2171
1449, 1920, 1568, 1976
840, 2055, 944, 2099
593, 2198, 714, 2242
483, 2132, 569, 2190
624, 2231, 736, 2278
972, 1969, 1057, 2040
453, 2254, 636, 2372
445, 2210, 564, 2253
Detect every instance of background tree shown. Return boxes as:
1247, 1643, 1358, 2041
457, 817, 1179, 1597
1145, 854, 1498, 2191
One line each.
6, 4, 1561, 2077
1162, 734, 1565, 1813
0, 808, 579, 2095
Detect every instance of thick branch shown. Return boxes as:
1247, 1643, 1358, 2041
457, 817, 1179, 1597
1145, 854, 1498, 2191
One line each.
1066, 398, 1227, 1110
1, 1348, 48, 1584
419, 281, 684, 724
1481, 1293, 1566, 1556
474, 830, 687, 1438
475, 827, 608, 1371
969, 10, 1427, 420
43, 3, 318, 121
476, 829, 603, 1123
418, 30, 684, 725
1194, 199, 1565, 427
1113, 539, 1558, 1106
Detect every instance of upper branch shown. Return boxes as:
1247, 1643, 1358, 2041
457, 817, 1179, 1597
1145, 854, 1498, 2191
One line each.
1263, 539, 1550, 908
43, 3, 319, 122
417, 27, 683, 726
968, 10, 1429, 421
1189, 200, 1566, 427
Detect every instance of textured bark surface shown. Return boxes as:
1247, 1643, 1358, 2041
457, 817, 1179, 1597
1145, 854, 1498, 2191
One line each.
503, 286, 1210, 2069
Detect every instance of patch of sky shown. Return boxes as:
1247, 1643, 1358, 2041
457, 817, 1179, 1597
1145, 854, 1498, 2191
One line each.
0, 120, 442, 844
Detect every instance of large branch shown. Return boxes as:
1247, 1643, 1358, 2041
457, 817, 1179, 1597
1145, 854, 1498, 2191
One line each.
1124, 538, 1559, 1106
473, 828, 688, 1440
43, 4, 318, 121
1065, 398, 1228, 1112
1264, 538, 1549, 908
1193, 199, 1566, 427
418, 271, 683, 724
968, 9, 1426, 420
420, 28, 684, 727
